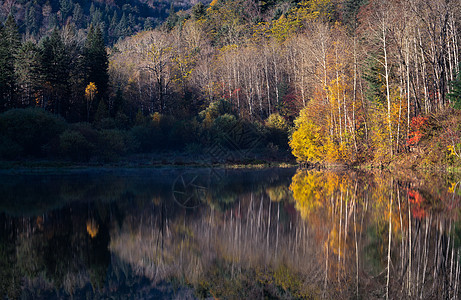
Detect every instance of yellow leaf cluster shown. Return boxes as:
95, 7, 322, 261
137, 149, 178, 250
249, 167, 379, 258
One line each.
290, 109, 325, 163
85, 82, 98, 100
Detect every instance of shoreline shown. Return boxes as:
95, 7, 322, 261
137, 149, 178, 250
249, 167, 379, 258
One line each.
0, 159, 298, 173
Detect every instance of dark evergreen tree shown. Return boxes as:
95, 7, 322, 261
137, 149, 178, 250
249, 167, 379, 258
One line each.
59, 0, 73, 22
128, 13, 136, 31
15, 41, 41, 107
91, 8, 103, 27
117, 12, 131, 39
363, 54, 386, 106
0, 15, 20, 110
83, 25, 109, 101
61, 22, 86, 121
48, 13, 58, 30
144, 17, 154, 31
449, 65, 461, 109
164, 3, 178, 31
39, 28, 71, 114
109, 11, 119, 39
112, 88, 124, 116
342, 0, 367, 31
25, 5, 38, 35
192, 2, 206, 20
72, 3, 83, 27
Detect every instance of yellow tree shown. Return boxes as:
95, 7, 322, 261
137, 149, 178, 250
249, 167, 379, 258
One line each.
290, 105, 326, 163
85, 82, 97, 121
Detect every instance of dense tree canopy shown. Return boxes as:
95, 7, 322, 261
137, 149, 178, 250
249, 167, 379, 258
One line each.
1, 0, 461, 164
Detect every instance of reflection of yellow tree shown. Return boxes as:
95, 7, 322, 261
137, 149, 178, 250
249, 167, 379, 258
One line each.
86, 218, 99, 238
290, 170, 363, 280
290, 170, 326, 219
290, 170, 352, 220
266, 185, 291, 202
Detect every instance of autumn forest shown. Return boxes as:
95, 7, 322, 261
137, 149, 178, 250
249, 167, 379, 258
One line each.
1, 0, 461, 166
3, 1, 461, 298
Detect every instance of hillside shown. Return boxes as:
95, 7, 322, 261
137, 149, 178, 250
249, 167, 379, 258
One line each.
0, 0, 205, 43
1, 0, 461, 169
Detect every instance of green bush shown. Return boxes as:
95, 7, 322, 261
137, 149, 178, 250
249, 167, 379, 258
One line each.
130, 114, 201, 152
0, 136, 23, 159
69, 122, 99, 146
59, 130, 94, 162
185, 143, 202, 154
95, 118, 117, 130
130, 125, 161, 152
265, 113, 290, 149
0, 108, 67, 157
97, 129, 130, 161
115, 112, 130, 129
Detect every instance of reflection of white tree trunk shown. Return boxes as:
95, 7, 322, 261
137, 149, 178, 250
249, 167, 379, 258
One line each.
353, 181, 359, 298
339, 190, 343, 283
386, 190, 393, 300
408, 188, 412, 296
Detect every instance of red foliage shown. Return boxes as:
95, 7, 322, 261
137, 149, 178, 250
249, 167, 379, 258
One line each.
280, 92, 301, 120
406, 115, 428, 146
408, 189, 426, 219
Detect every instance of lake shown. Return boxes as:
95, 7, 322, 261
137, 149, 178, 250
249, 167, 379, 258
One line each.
1, 167, 460, 299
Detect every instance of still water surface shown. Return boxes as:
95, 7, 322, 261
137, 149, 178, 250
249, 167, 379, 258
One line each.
1, 167, 461, 299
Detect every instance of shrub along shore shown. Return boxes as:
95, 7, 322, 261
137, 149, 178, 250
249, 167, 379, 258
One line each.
0, 107, 294, 167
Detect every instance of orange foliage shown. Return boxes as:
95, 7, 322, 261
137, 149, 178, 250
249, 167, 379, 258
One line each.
86, 219, 99, 238
407, 115, 428, 146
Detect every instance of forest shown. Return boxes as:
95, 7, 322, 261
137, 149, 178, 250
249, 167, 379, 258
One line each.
1, 0, 461, 167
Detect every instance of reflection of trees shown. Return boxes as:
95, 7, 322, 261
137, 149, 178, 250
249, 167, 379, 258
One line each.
0, 202, 111, 297
290, 169, 461, 299
110, 189, 324, 298
0, 216, 21, 298
0, 168, 299, 298
4, 168, 461, 298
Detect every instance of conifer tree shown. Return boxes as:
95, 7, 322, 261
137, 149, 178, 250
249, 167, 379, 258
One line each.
72, 3, 83, 27
15, 41, 41, 107
39, 28, 71, 113
25, 5, 38, 35
117, 13, 131, 39
449, 65, 461, 109
83, 25, 109, 104
0, 15, 20, 110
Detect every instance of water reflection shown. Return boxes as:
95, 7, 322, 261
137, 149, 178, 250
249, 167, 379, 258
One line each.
1, 168, 461, 298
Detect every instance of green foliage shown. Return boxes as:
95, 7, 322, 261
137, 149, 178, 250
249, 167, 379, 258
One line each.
39, 29, 72, 114
192, 2, 206, 20
0, 136, 23, 159
212, 113, 238, 135
199, 100, 233, 121
363, 54, 386, 105
342, 0, 367, 31
59, 129, 94, 161
0, 108, 67, 157
97, 129, 131, 161
0, 15, 20, 109
84, 25, 109, 99
14, 41, 40, 106
449, 64, 461, 109
265, 113, 290, 149
94, 100, 109, 125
